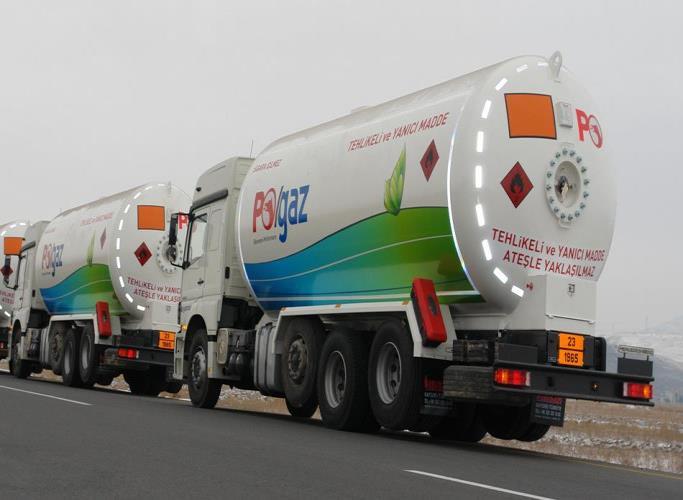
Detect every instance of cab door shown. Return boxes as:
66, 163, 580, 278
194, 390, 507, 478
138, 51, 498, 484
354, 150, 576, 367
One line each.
181, 210, 209, 303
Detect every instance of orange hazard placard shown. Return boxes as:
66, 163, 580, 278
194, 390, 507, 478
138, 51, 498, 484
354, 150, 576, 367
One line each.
505, 93, 557, 139
3, 236, 23, 256
137, 205, 166, 231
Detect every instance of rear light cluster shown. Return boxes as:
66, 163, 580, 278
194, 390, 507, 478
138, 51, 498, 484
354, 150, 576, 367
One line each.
623, 382, 653, 400
494, 367, 531, 387
117, 348, 139, 360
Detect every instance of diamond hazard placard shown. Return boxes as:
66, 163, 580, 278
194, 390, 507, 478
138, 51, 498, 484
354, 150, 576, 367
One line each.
420, 140, 439, 181
134, 242, 152, 266
501, 161, 533, 208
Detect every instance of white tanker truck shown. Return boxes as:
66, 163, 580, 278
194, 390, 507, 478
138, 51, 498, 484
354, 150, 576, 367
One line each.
167, 52, 654, 441
4, 183, 190, 395
1, 220, 30, 360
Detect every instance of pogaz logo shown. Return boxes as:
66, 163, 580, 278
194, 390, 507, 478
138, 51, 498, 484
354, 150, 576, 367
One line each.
252, 185, 309, 243
42, 243, 64, 277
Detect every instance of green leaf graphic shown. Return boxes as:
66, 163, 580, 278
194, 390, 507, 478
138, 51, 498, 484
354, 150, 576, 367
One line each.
384, 145, 406, 215
86, 232, 95, 267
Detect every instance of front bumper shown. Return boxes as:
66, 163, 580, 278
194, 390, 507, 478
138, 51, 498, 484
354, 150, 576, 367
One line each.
443, 362, 654, 406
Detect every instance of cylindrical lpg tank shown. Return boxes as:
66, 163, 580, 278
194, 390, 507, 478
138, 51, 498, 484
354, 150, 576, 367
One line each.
237, 53, 614, 316
0, 220, 30, 324
35, 183, 190, 319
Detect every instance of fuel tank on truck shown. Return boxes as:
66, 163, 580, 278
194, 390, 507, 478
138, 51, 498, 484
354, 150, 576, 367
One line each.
34, 183, 190, 322
1, 220, 30, 325
237, 53, 614, 324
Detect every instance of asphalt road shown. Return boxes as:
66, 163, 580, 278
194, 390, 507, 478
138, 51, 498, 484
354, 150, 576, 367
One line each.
0, 371, 680, 499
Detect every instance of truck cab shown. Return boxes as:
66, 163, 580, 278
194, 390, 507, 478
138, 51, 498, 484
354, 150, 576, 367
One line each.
172, 157, 263, 405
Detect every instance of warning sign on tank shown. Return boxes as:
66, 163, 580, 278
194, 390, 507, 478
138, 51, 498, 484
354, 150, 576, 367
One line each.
501, 161, 533, 208
420, 140, 439, 181
134, 242, 152, 266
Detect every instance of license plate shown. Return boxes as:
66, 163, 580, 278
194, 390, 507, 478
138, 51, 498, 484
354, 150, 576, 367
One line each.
158, 331, 176, 350
558, 333, 584, 351
558, 348, 584, 367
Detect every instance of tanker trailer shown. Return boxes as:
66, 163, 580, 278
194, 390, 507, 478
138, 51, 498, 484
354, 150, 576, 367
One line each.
6, 183, 190, 396
0, 220, 30, 360
168, 52, 654, 440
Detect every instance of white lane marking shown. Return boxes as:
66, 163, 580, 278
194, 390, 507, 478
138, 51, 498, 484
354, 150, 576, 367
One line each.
0, 384, 92, 406
405, 470, 556, 500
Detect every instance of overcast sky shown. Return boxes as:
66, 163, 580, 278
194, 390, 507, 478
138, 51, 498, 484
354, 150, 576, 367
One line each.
1, 1, 680, 331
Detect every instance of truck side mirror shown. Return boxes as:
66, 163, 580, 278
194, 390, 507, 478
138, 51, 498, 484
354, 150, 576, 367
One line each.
169, 213, 179, 246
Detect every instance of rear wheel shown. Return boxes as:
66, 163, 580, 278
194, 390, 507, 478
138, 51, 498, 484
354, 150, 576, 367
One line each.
164, 380, 183, 394
429, 403, 487, 442
518, 422, 550, 442
368, 321, 423, 431
282, 319, 323, 417
124, 366, 166, 396
48, 330, 65, 376
317, 331, 378, 432
62, 328, 83, 387
188, 330, 222, 408
78, 325, 98, 388
480, 404, 532, 440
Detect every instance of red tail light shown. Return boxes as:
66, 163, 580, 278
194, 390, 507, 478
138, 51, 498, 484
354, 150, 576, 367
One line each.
623, 382, 653, 400
117, 348, 139, 360
494, 368, 531, 387
411, 278, 447, 346
96, 301, 112, 338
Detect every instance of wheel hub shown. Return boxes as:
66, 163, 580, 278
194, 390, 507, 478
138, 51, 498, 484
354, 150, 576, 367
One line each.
191, 347, 207, 391
324, 351, 347, 409
376, 342, 402, 405
287, 337, 308, 383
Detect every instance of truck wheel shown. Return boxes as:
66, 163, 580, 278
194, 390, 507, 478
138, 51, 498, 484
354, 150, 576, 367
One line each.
429, 403, 487, 442
282, 318, 323, 415
368, 320, 422, 430
480, 404, 531, 440
518, 423, 550, 442
286, 398, 317, 418
78, 325, 98, 388
188, 330, 222, 408
62, 328, 84, 387
124, 367, 166, 396
49, 331, 65, 376
11, 341, 31, 380
317, 331, 378, 432
165, 380, 183, 394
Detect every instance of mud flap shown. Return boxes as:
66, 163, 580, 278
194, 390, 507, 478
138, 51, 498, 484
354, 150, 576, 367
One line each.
530, 394, 565, 426
420, 362, 455, 416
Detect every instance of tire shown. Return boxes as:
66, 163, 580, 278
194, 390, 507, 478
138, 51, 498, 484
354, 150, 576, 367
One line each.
368, 320, 423, 430
62, 328, 83, 387
286, 397, 317, 418
188, 330, 222, 408
95, 373, 115, 386
78, 325, 98, 388
165, 380, 183, 394
11, 341, 31, 380
518, 423, 550, 442
281, 318, 323, 415
429, 403, 487, 442
317, 331, 379, 432
124, 366, 166, 396
480, 404, 532, 440
48, 330, 65, 376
